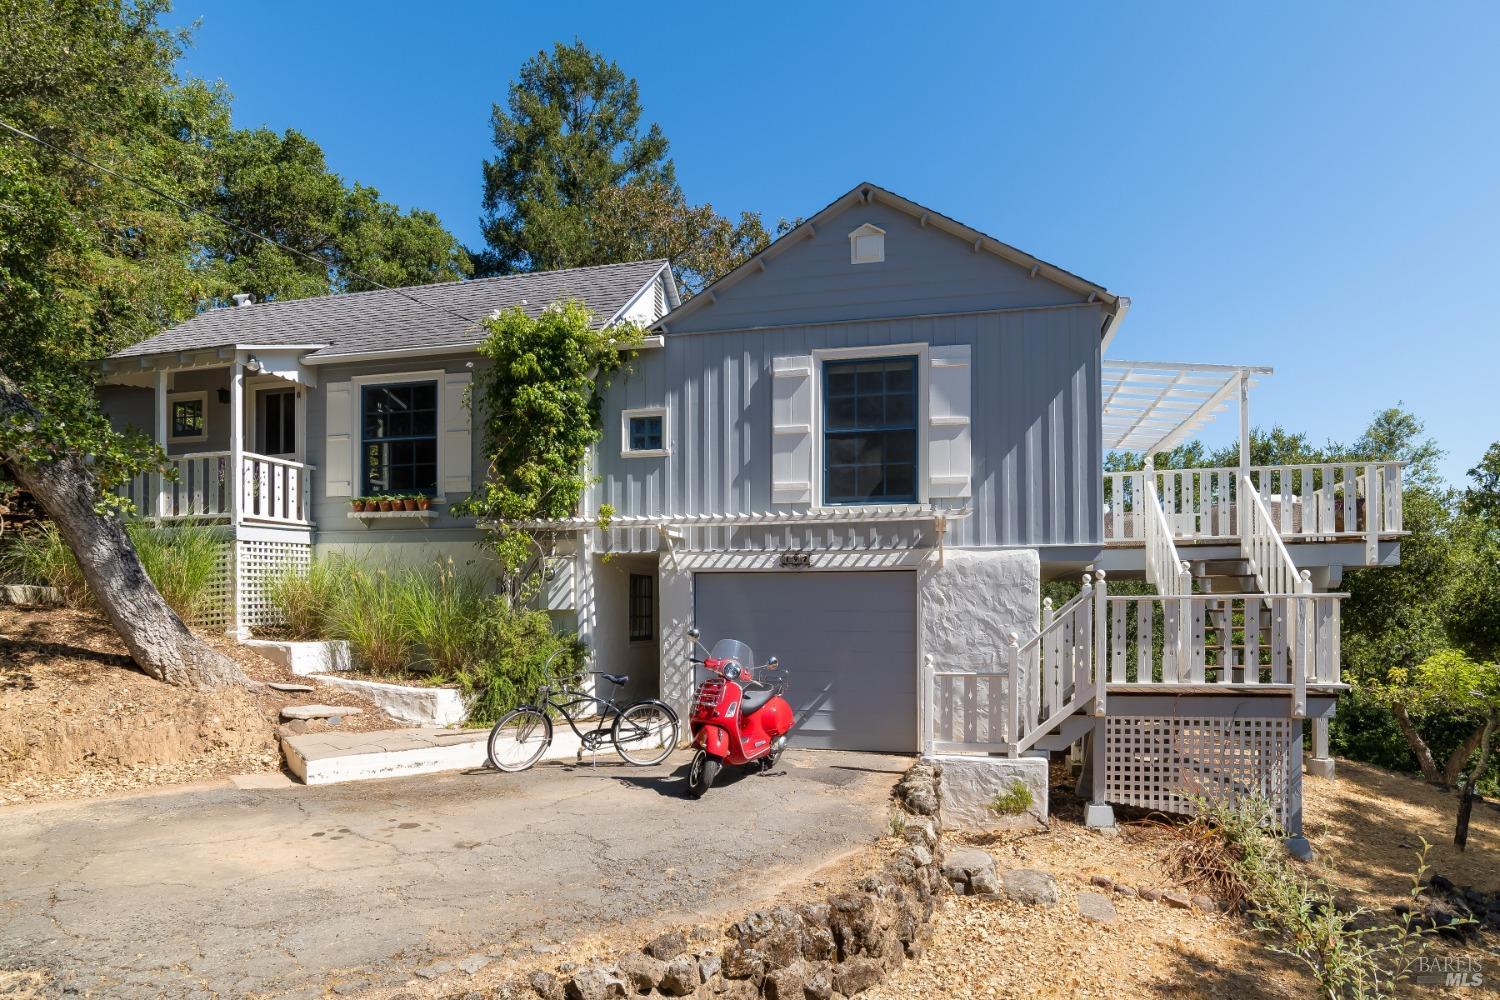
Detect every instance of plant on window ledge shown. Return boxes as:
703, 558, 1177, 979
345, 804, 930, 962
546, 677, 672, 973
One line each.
456, 301, 644, 601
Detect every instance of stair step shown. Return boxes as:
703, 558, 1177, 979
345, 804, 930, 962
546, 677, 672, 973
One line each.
1031, 713, 1095, 753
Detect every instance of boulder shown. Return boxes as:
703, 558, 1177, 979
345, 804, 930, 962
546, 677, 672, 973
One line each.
939, 846, 997, 897
1002, 869, 1059, 907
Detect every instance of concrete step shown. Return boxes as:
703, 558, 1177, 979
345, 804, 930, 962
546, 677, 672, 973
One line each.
281, 725, 595, 785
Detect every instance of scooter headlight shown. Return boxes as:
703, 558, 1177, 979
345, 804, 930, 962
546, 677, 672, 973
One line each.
723, 663, 741, 681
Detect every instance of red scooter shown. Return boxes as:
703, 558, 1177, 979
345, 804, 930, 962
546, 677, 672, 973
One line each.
684, 627, 794, 798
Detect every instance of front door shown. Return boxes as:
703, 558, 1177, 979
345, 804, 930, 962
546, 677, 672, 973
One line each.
256, 388, 296, 459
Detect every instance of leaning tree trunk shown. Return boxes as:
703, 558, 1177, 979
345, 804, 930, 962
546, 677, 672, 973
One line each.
0, 377, 245, 688
1454, 709, 1497, 851
1390, 702, 1445, 785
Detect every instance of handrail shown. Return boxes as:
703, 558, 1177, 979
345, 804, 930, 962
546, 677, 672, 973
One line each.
1143, 480, 1192, 596
1240, 474, 1310, 595
242, 451, 314, 471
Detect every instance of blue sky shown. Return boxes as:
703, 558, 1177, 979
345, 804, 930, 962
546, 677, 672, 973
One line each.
165, 1, 1498, 485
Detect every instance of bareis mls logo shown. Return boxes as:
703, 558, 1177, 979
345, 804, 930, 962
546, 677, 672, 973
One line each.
1413, 955, 1485, 988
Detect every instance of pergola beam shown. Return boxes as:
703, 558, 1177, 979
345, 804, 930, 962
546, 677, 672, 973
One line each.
1102, 359, 1272, 455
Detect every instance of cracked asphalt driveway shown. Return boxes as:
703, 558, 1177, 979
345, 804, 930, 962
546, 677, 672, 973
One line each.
0, 749, 903, 998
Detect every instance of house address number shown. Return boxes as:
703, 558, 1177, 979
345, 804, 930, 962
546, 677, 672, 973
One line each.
779, 551, 812, 569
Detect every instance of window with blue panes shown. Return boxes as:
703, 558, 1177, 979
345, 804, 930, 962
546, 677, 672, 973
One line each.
628, 414, 664, 452
361, 382, 438, 496
822, 357, 918, 504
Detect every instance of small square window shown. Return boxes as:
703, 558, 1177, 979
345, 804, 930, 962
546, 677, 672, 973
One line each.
628, 573, 654, 642
622, 408, 668, 456
167, 392, 208, 443
848, 223, 885, 264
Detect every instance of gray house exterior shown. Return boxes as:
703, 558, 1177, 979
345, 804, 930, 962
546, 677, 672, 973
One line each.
98, 182, 1405, 835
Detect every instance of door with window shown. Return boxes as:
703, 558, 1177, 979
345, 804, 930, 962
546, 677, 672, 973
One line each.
256, 388, 297, 459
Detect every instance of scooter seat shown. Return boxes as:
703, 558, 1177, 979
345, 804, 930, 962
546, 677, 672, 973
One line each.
741, 687, 775, 715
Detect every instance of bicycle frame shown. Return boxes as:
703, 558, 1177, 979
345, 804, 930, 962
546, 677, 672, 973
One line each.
535, 685, 630, 753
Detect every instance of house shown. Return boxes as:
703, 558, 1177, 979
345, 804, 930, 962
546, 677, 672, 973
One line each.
98, 182, 1404, 839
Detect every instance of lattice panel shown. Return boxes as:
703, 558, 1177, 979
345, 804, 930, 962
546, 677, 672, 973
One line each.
236, 539, 311, 630
1104, 715, 1296, 826
190, 543, 233, 631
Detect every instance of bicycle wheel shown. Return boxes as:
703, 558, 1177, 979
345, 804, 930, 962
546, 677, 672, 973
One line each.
612, 700, 680, 766
487, 707, 552, 772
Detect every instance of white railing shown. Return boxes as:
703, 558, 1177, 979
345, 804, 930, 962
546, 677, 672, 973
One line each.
1105, 462, 1404, 555
1143, 480, 1193, 596
923, 571, 1347, 755
118, 451, 312, 526
1240, 477, 1310, 596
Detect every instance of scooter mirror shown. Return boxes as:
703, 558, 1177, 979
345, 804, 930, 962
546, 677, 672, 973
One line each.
686, 626, 701, 640
766, 656, 780, 669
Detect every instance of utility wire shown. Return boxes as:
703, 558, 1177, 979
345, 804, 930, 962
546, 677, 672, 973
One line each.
0, 116, 484, 327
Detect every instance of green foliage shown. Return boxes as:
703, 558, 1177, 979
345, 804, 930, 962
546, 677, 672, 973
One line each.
325, 565, 414, 676
1380, 649, 1500, 719
459, 301, 641, 591
262, 555, 350, 641
457, 606, 582, 726
394, 559, 489, 677
1, 520, 226, 623
1179, 797, 1438, 999
988, 780, 1034, 817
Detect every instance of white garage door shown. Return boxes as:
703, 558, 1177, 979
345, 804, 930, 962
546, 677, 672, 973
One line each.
693, 571, 918, 753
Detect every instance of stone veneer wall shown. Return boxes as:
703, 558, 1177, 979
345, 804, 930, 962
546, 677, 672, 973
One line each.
502, 762, 948, 1000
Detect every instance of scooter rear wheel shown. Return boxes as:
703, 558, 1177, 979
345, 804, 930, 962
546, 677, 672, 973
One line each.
686, 750, 720, 798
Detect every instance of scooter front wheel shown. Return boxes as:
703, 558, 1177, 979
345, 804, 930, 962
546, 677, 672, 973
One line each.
686, 749, 720, 798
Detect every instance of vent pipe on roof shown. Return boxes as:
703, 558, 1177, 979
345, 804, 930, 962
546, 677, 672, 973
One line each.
232, 293, 254, 308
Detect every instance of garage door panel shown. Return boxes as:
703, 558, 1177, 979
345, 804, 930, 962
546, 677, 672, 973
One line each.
693, 571, 917, 753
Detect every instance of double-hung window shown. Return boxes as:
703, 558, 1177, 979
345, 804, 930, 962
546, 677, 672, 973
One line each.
361, 381, 438, 496
628, 573, 654, 642
822, 357, 918, 504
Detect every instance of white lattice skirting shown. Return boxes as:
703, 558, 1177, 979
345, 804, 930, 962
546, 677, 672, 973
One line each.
1104, 714, 1298, 827
235, 539, 311, 630
191, 543, 233, 631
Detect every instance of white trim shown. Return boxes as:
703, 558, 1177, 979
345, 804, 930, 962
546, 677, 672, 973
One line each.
674, 550, 928, 572
349, 369, 447, 498
603, 262, 674, 328
810, 342, 929, 508
848, 223, 886, 264
621, 405, 670, 458
166, 391, 209, 444
245, 376, 300, 461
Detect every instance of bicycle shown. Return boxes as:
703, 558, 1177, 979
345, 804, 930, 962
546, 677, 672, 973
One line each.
485, 657, 681, 772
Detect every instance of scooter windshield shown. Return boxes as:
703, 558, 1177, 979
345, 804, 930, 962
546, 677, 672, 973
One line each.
709, 638, 754, 677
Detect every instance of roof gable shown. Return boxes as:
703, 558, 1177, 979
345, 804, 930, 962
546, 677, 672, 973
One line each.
660, 182, 1121, 336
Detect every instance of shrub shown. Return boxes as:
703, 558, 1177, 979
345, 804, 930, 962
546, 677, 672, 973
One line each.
395, 559, 488, 677
989, 780, 1034, 817
459, 603, 583, 726
1, 520, 226, 623
262, 555, 349, 640
327, 565, 413, 676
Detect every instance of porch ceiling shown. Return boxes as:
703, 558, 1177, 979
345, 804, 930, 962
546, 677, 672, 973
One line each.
1101, 359, 1272, 455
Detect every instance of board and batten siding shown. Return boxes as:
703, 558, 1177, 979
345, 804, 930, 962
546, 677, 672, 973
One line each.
593, 303, 1104, 548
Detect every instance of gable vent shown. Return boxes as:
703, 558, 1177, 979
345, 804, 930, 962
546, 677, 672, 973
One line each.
848, 223, 885, 264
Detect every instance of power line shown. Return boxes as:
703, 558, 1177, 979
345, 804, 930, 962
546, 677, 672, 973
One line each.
0, 116, 483, 327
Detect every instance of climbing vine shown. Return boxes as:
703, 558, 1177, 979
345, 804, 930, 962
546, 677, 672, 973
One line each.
458, 300, 642, 595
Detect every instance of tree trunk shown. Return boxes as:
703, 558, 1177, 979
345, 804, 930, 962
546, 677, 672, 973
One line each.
1443, 726, 1490, 787
1390, 701, 1445, 785
0, 375, 246, 688
1454, 709, 1497, 851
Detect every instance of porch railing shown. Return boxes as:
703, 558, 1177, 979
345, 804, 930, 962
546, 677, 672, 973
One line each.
1104, 461, 1403, 558
923, 571, 1346, 756
1143, 480, 1192, 596
118, 451, 313, 526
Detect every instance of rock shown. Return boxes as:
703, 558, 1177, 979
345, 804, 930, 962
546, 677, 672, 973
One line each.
901, 843, 933, 867
327, 716, 343, 726
833, 957, 883, 996
803, 969, 834, 1000
1090, 874, 1114, 890
1163, 891, 1193, 909
1191, 895, 1218, 913
895, 763, 940, 817
527, 972, 564, 1000
531, 943, 561, 955
1139, 887, 1161, 902
564, 966, 624, 1000
277, 720, 309, 737
657, 956, 698, 996
644, 929, 690, 961
1430, 873, 1456, 894
414, 960, 454, 980
616, 952, 664, 993
458, 955, 490, 976
940, 846, 997, 896
1077, 891, 1117, 924
697, 950, 722, 983
1002, 869, 1059, 907
763, 966, 805, 1000
1115, 885, 1138, 898
280, 704, 362, 721
269, 682, 315, 692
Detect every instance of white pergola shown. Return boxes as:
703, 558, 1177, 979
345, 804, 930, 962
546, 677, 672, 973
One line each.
1101, 360, 1272, 468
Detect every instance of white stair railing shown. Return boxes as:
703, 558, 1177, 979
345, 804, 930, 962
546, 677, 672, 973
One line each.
1240, 475, 1310, 596
1144, 479, 1193, 597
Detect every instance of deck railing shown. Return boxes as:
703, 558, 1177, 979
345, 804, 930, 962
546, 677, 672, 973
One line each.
1240, 477, 1310, 596
118, 451, 313, 526
923, 571, 1345, 755
1143, 480, 1192, 596
1104, 461, 1403, 556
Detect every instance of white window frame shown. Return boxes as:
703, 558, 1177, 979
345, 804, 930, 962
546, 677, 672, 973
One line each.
810, 342, 928, 509
166, 390, 209, 444
621, 405, 670, 458
848, 223, 886, 264
349, 369, 445, 498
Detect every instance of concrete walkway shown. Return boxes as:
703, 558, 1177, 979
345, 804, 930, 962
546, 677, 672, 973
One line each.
0, 749, 904, 999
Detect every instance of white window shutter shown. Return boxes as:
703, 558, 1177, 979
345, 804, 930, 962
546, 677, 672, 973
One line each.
441, 371, 473, 497
324, 381, 352, 497
771, 355, 814, 504
927, 345, 972, 498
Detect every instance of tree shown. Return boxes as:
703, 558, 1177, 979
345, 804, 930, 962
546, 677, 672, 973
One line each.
477, 40, 673, 275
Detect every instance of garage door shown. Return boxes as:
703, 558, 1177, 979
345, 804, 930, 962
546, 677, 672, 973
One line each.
693, 571, 917, 753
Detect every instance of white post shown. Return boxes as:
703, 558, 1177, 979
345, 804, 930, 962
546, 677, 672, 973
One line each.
1005, 632, 1021, 756
1092, 570, 1107, 716
154, 369, 170, 518
227, 357, 244, 636
1238, 370, 1250, 482
1308, 717, 1335, 779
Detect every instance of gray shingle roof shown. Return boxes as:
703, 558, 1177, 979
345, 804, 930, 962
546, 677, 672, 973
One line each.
111, 259, 668, 362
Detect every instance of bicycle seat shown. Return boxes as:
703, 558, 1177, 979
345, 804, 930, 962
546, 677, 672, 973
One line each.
741, 687, 775, 715
600, 673, 629, 686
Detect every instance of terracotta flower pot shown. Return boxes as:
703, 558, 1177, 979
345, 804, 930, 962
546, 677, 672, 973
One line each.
351, 500, 366, 512
378, 499, 393, 512
402, 498, 418, 511
417, 498, 431, 511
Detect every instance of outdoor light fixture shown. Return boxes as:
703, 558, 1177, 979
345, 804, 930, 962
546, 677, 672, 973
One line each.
245, 355, 262, 374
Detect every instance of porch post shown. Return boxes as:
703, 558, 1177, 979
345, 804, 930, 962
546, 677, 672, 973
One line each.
227, 357, 244, 635
154, 369, 170, 518
1307, 717, 1336, 779
1237, 370, 1251, 481
1083, 716, 1115, 829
